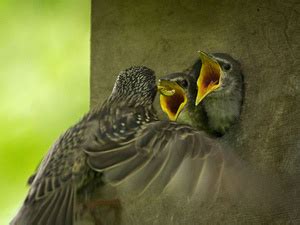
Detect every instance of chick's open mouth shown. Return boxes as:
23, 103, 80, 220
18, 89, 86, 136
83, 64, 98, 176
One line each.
200, 65, 220, 92
157, 80, 187, 121
196, 51, 222, 105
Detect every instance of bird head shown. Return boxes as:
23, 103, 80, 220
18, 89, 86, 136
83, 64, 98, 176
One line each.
110, 66, 157, 105
195, 51, 242, 105
158, 52, 243, 135
157, 73, 197, 121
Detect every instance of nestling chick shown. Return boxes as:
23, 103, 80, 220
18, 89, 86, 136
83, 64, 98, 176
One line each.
158, 51, 243, 136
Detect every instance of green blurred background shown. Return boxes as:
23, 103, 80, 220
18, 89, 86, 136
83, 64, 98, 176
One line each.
0, 0, 90, 224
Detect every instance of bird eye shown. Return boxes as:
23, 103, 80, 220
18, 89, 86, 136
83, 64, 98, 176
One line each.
177, 79, 188, 88
223, 63, 231, 71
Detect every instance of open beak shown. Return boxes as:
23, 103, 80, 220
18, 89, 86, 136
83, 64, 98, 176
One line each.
196, 51, 222, 105
157, 79, 187, 121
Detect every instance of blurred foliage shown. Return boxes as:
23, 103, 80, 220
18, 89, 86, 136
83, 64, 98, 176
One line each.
0, 0, 90, 224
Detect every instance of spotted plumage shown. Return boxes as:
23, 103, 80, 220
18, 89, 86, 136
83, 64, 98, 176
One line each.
11, 66, 157, 225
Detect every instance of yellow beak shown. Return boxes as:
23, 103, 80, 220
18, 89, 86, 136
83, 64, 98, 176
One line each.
196, 51, 222, 105
157, 79, 187, 121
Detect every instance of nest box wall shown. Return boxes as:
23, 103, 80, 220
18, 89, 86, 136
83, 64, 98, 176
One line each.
90, 0, 300, 224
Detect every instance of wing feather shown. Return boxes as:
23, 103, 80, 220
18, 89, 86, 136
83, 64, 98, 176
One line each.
11, 182, 75, 225
104, 154, 150, 185
85, 120, 224, 198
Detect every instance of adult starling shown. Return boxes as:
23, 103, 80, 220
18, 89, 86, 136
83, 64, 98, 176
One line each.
11, 66, 225, 225
158, 51, 243, 135
11, 66, 157, 225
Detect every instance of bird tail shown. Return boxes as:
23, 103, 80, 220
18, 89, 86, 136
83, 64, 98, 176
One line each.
10, 183, 75, 225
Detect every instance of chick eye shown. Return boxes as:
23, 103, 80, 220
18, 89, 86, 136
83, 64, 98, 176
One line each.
177, 79, 188, 88
223, 63, 231, 71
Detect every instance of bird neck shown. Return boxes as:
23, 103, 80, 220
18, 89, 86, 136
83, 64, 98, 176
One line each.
202, 88, 242, 135
177, 102, 209, 132
108, 93, 154, 108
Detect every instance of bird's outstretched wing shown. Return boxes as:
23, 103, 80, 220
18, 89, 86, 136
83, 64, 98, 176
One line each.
85, 120, 225, 200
